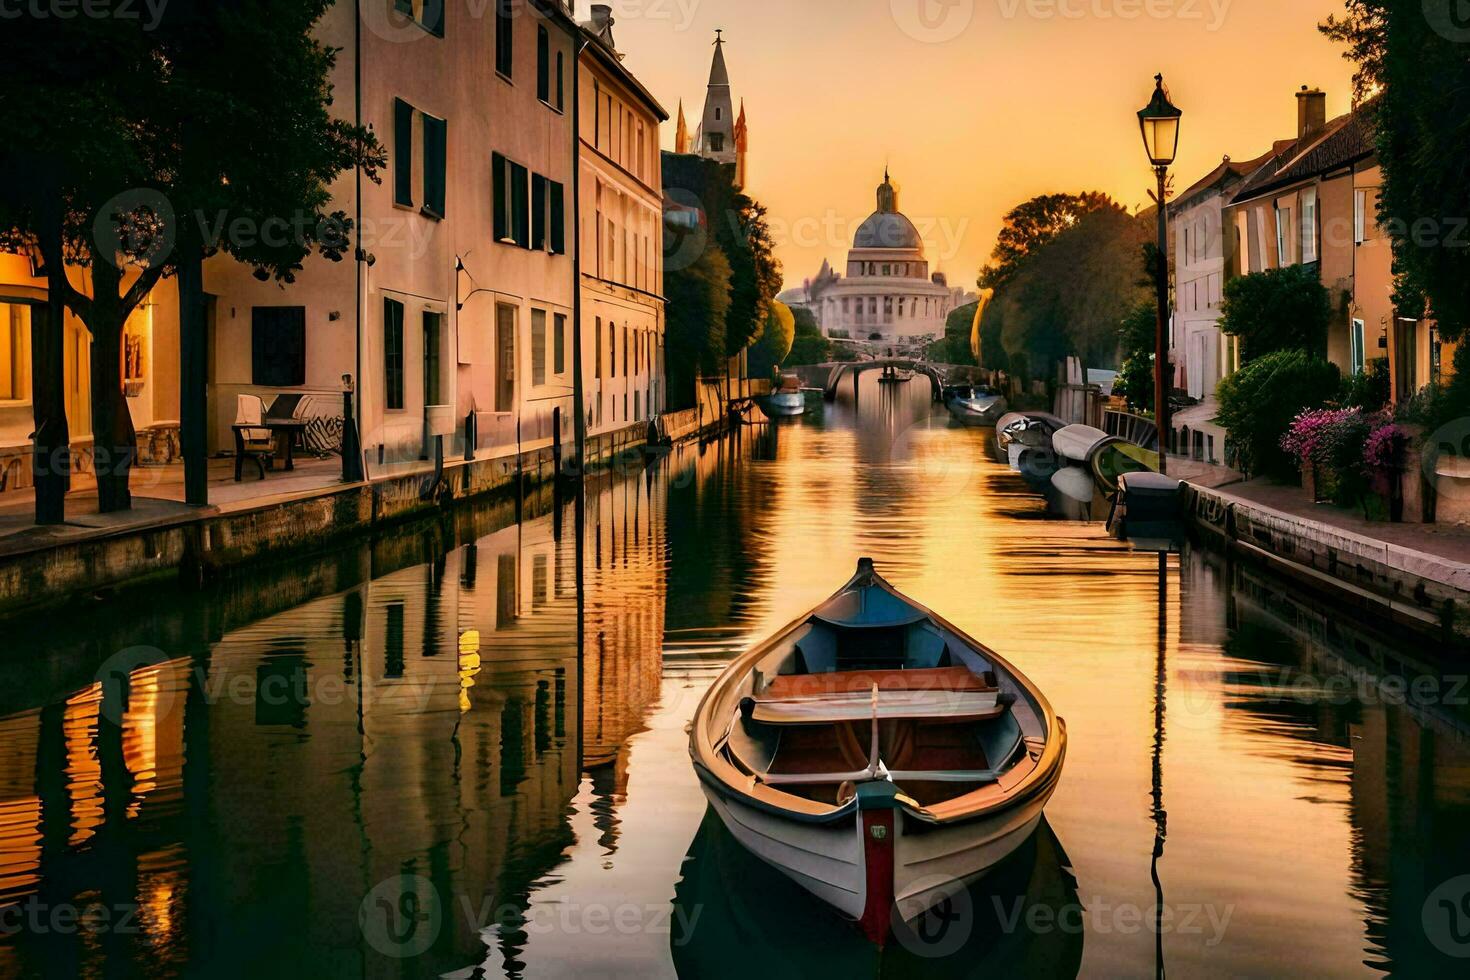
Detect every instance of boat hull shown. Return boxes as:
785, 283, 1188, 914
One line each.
760, 392, 806, 417
697, 724, 1066, 943
946, 398, 1008, 426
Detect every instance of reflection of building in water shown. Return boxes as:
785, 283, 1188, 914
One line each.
0, 501, 580, 978
581, 469, 668, 848
1211, 551, 1470, 972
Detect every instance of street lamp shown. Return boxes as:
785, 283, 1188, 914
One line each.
1138, 74, 1181, 475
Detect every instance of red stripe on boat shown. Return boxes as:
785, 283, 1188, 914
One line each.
859, 809, 895, 946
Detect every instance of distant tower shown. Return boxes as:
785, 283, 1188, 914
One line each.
734, 99, 749, 188
675, 100, 691, 154
700, 30, 737, 166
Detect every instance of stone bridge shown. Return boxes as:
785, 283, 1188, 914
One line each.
783, 362, 991, 403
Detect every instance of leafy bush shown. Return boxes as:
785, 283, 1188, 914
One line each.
1281, 407, 1372, 504
1220, 265, 1331, 360
1114, 301, 1157, 413
748, 301, 795, 377
1339, 357, 1391, 409
1216, 350, 1341, 478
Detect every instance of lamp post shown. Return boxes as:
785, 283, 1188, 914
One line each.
1138, 74, 1181, 476
341, 373, 364, 483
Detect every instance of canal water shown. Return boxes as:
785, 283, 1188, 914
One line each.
1, 374, 1468, 978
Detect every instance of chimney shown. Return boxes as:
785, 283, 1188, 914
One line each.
1297, 86, 1327, 141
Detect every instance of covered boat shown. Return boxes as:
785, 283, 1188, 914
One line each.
996, 411, 1066, 469
945, 385, 1009, 426
688, 559, 1067, 945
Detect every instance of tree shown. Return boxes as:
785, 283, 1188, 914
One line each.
1219, 265, 1331, 362
718, 195, 782, 356
928, 302, 979, 366
1115, 301, 1158, 413
664, 238, 732, 409
1322, 1, 1470, 340
784, 307, 831, 366
0, 4, 380, 514
749, 300, 795, 378
979, 200, 1150, 376
978, 192, 1117, 290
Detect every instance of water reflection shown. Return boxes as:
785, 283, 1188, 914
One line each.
0, 372, 1466, 976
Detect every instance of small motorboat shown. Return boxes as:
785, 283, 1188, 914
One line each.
760, 375, 807, 418
1106, 471, 1185, 552
1051, 423, 1158, 495
995, 412, 1066, 469
689, 559, 1067, 946
945, 385, 1008, 426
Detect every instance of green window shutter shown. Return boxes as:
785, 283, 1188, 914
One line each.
423, 115, 446, 217
556, 52, 565, 111
495, 0, 513, 77
511, 162, 529, 248
384, 298, 405, 411
554, 313, 566, 375
393, 99, 414, 207
425, 0, 444, 37
531, 309, 547, 387
549, 182, 566, 255
492, 153, 508, 242
531, 175, 547, 251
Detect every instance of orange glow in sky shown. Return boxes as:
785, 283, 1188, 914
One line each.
610, 0, 1355, 289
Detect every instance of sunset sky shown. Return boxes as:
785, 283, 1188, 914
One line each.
610, 0, 1357, 292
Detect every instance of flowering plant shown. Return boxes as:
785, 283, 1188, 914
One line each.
1362, 422, 1408, 473
1281, 408, 1362, 469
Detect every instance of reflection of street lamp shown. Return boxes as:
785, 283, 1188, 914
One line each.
1138, 74, 1181, 475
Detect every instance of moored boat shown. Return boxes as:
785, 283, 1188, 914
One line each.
944, 385, 1008, 426
995, 411, 1066, 469
688, 559, 1067, 945
760, 375, 807, 418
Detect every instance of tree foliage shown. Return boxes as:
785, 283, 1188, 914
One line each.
1219, 265, 1331, 362
664, 237, 732, 409
1114, 301, 1158, 413
784, 306, 832, 366
978, 192, 1117, 290
749, 300, 795, 378
1322, 1, 1470, 340
1215, 350, 1342, 478
929, 302, 979, 366
978, 198, 1149, 377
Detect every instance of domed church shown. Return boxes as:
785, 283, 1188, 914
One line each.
779, 172, 975, 347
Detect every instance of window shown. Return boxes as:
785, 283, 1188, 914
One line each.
1301, 187, 1317, 263
531, 309, 547, 386
252, 306, 306, 387
1351, 318, 1366, 376
1235, 211, 1250, 274
536, 26, 550, 104
554, 313, 566, 376
393, 0, 443, 38
1, 302, 32, 402
622, 324, 628, 376
715, 107, 722, 121
383, 299, 405, 410
493, 153, 509, 241
1254, 209, 1270, 270
1354, 189, 1369, 244
608, 321, 616, 377
594, 317, 603, 380
423, 311, 443, 405
495, 303, 515, 412
393, 98, 414, 207
1275, 206, 1293, 265
511, 161, 529, 246
556, 52, 565, 111
709, 133, 724, 153
422, 114, 446, 218
495, 0, 513, 78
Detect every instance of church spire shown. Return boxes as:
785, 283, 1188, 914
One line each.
675, 100, 691, 154
877, 170, 898, 214
699, 29, 736, 165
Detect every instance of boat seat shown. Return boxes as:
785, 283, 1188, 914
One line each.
749, 688, 1002, 726
763, 666, 996, 701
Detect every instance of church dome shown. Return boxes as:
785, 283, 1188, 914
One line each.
854, 211, 923, 249
852, 171, 923, 250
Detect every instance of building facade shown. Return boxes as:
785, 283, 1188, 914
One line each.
781, 172, 975, 349
579, 7, 668, 437
1, 1, 667, 512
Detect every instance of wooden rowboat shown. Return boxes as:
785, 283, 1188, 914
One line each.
688, 559, 1067, 945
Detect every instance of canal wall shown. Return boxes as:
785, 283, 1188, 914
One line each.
1185, 483, 1470, 642
0, 406, 735, 620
